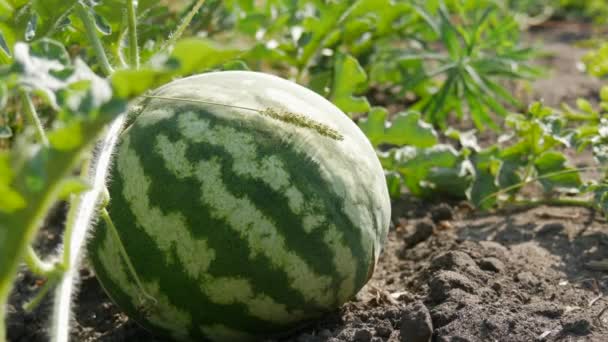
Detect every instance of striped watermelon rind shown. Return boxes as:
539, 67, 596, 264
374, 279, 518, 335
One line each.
87, 71, 391, 341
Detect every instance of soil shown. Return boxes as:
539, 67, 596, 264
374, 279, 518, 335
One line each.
6, 25, 608, 342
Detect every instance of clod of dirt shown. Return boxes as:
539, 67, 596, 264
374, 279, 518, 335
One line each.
524, 301, 563, 319
373, 320, 393, 338
536, 222, 566, 236
430, 204, 454, 223
477, 257, 505, 273
400, 301, 433, 342
561, 318, 593, 336
353, 328, 373, 342
428, 271, 478, 302
514, 271, 540, 288
430, 251, 478, 273
403, 219, 434, 247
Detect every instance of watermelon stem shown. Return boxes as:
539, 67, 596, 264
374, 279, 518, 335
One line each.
74, 2, 114, 76
23, 270, 62, 312
100, 208, 158, 307
126, 0, 139, 69
24, 246, 61, 277
161, 0, 206, 52
19, 89, 49, 147
50, 115, 126, 342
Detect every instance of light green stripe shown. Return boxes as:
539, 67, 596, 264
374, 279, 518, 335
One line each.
117, 134, 215, 279
138, 132, 310, 323
173, 110, 359, 307
193, 158, 334, 306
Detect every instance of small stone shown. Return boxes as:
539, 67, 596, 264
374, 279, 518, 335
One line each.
429, 271, 477, 302
515, 271, 540, 287
404, 219, 434, 247
536, 222, 565, 236
561, 318, 592, 335
400, 301, 433, 342
354, 328, 373, 342
525, 302, 563, 319
478, 257, 505, 273
319, 329, 333, 338
430, 251, 478, 272
430, 203, 453, 223
374, 320, 393, 337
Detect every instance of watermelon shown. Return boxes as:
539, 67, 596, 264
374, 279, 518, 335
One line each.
87, 71, 391, 341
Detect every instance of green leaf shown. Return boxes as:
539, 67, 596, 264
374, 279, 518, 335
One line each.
445, 128, 480, 151
329, 52, 370, 116
385, 171, 402, 199
0, 185, 27, 213
111, 68, 173, 99
387, 144, 467, 198
469, 148, 500, 209
0, 125, 12, 138
31, 0, 78, 39
0, 152, 26, 213
358, 107, 386, 146
359, 107, 438, 147
533, 151, 582, 192
170, 38, 243, 75
576, 98, 594, 114
57, 177, 90, 200
92, 10, 111, 35
600, 86, 608, 102
47, 120, 83, 151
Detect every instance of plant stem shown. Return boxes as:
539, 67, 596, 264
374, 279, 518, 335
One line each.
51, 114, 125, 342
74, 3, 114, 76
24, 246, 57, 277
0, 136, 95, 342
161, 0, 205, 52
20, 90, 49, 147
480, 165, 608, 205
0, 307, 5, 342
511, 198, 596, 209
296, 2, 357, 83
126, 0, 139, 69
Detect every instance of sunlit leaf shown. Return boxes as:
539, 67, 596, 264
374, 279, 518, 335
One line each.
359, 107, 438, 147
57, 177, 90, 200
329, 52, 370, 116
170, 38, 243, 76
534, 151, 582, 192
